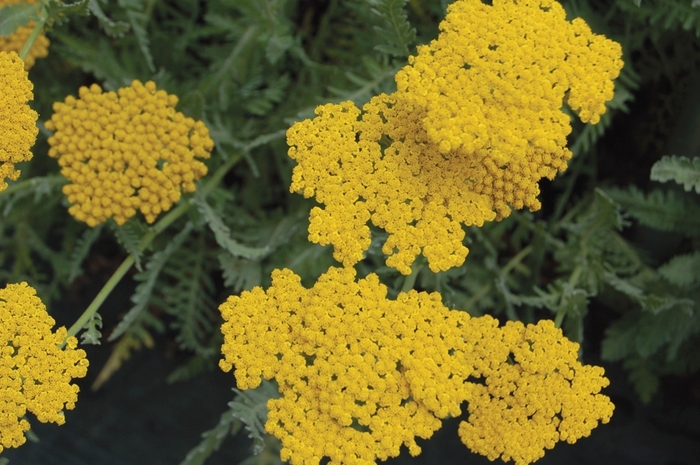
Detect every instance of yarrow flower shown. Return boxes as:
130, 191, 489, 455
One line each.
287, 0, 623, 274
0, 0, 50, 70
0, 50, 37, 192
218, 267, 614, 465
45, 80, 215, 226
0, 282, 89, 453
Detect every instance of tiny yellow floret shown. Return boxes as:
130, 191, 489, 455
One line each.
219, 268, 614, 465
0, 0, 50, 69
0, 282, 89, 453
0, 51, 37, 191
45, 80, 215, 226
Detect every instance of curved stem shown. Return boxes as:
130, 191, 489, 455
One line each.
63, 154, 243, 343
19, 14, 46, 61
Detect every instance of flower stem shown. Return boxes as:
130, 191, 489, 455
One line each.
400, 262, 422, 293
19, 12, 47, 61
64, 154, 243, 343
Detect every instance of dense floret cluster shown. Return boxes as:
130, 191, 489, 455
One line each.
0, 51, 38, 191
219, 267, 614, 465
0, 282, 89, 453
287, 0, 623, 274
45, 80, 214, 226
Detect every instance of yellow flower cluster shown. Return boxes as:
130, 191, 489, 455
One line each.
219, 268, 613, 465
45, 80, 214, 226
0, 51, 37, 192
0, 0, 50, 69
287, 0, 623, 274
458, 319, 614, 465
0, 282, 89, 453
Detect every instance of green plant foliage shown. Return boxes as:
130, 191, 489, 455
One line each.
80, 312, 103, 345
180, 381, 281, 465
367, 0, 417, 57
650, 155, 700, 193
0, 3, 35, 36
67, 223, 104, 282
606, 186, 700, 235
109, 217, 147, 271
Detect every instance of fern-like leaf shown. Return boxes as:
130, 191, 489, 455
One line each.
193, 194, 272, 260
88, 0, 130, 37
108, 223, 193, 341
68, 223, 105, 282
117, 0, 155, 72
650, 155, 700, 194
180, 381, 280, 465
218, 252, 262, 292
109, 217, 147, 271
605, 186, 700, 235
368, 0, 416, 57
80, 312, 103, 345
658, 251, 700, 287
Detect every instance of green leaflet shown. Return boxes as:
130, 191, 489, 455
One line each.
80, 312, 103, 345
179, 381, 281, 465
650, 155, 700, 194
193, 194, 272, 260
0, 3, 34, 37
658, 250, 700, 287
109, 217, 147, 271
605, 186, 700, 235
108, 222, 193, 342
68, 223, 105, 282
368, 0, 416, 57
88, 0, 130, 37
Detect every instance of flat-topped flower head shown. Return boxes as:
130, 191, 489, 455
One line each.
0, 51, 38, 192
0, 0, 50, 69
219, 268, 613, 465
45, 80, 214, 226
458, 319, 614, 465
288, 95, 496, 275
395, 0, 623, 218
288, 0, 623, 273
0, 282, 89, 453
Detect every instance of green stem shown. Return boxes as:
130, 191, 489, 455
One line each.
400, 262, 422, 293
554, 263, 583, 329
19, 13, 46, 61
63, 154, 242, 343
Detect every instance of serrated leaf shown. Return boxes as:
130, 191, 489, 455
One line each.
0, 3, 34, 37
650, 155, 700, 194
109, 223, 193, 341
88, 0, 130, 38
68, 224, 105, 282
230, 381, 281, 455
81, 312, 103, 345
192, 194, 272, 260
218, 252, 262, 292
45, 0, 90, 26
604, 272, 694, 315
605, 186, 700, 235
601, 313, 638, 361
109, 217, 147, 271
167, 353, 217, 384
117, 0, 155, 72
658, 251, 700, 287
369, 0, 416, 57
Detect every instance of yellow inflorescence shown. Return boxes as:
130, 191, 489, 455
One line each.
0, 282, 89, 453
287, 0, 623, 274
458, 319, 614, 465
0, 51, 38, 192
45, 80, 214, 226
0, 0, 50, 70
219, 268, 614, 465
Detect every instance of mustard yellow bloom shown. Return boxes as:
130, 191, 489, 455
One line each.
0, 282, 89, 453
287, 0, 623, 274
219, 268, 613, 465
458, 319, 614, 465
0, 50, 37, 192
45, 80, 214, 226
0, 0, 50, 69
